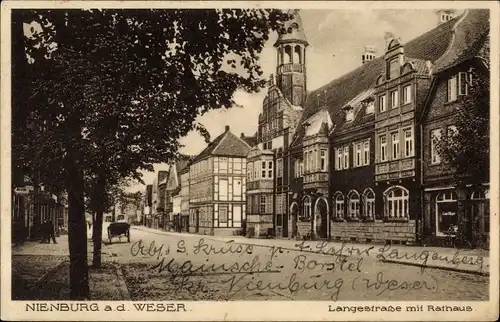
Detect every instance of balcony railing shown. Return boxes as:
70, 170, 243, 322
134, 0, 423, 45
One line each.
277, 63, 304, 74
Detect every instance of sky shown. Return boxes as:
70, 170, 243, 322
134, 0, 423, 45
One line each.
123, 9, 456, 193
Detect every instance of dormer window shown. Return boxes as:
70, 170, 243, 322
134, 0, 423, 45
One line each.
345, 106, 354, 122
365, 101, 375, 115
387, 57, 400, 80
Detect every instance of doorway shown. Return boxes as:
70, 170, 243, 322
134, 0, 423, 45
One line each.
290, 202, 298, 238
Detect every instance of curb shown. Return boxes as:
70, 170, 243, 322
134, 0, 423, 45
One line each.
113, 264, 131, 301
134, 227, 489, 276
34, 260, 67, 288
381, 259, 489, 276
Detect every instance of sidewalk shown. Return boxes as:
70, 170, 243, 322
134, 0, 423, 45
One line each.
11, 236, 130, 300
134, 226, 490, 275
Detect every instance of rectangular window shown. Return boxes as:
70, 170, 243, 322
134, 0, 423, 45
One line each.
261, 161, 266, 178
403, 85, 412, 104
404, 128, 413, 157
355, 143, 362, 167
447, 75, 458, 102
390, 90, 399, 108
219, 157, 228, 173
458, 72, 469, 96
268, 161, 273, 178
260, 195, 266, 214
304, 151, 308, 172
431, 129, 442, 164
320, 149, 326, 171
335, 148, 343, 170
247, 162, 253, 180
380, 135, 387, 162
363, 140, 370, 165
299, 160, 304, 176
391, 132, 400, 159
219, 179, 228, 201
343, 146, 349, 169
277, 159, 283, 178
379, 95, 387, 112
447, 125, 458, 137
219, 206, 228, 223
294, 159, 299, 178
234, 179, 242, 197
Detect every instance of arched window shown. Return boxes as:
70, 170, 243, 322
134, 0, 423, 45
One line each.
333, 192, 344, 219
435, 191, 458, 236
302, 196, 311, 220
284, 45, 292, 64
363, 188, 376, 219
471, 188, 489, 200
384, 186, 409, 219
347, 190, 360, 219
294, 45, 302, 64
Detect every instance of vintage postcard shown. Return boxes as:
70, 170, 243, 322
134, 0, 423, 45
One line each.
1, 0, 499, 321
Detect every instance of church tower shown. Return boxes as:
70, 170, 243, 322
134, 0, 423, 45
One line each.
274, 10, 308, 106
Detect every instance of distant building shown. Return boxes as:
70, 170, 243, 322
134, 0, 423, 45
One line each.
188, 125, 251, 236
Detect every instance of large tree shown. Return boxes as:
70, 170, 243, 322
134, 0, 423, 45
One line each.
438, 66, 490, 185
13, 9, 291, 299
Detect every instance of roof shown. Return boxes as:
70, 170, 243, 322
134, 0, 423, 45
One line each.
291, 9, 489, 147
433, 10, 490, 72
175, 158, 191, 181
192, 126, 251, 163
240, 133, 258, 147
274, 10, 308, 47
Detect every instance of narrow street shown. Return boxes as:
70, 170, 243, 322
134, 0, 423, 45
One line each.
101, 227, 488, 301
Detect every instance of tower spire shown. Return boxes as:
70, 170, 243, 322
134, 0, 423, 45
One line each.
275, 9, 308, 106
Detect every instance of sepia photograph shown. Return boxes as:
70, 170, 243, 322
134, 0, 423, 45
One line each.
1, 1, 498, 321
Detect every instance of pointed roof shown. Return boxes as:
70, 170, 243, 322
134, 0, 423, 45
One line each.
274, 9, 308, 47
192, 126, 252, 163
240, 133, 258, 147
291, 9, 489, 147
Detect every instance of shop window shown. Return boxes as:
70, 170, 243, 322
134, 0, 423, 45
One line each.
435, 191, 457, 236
302, 196, 311, 220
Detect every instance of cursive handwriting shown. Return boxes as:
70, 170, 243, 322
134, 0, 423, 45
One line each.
376, 244, 484, 273
149, 255, 277, 276
193, 238, 254, 256
293, 254, 364, 273
221, 272, 344, 301
352, 272, 438, 296
130, 239, 169, 260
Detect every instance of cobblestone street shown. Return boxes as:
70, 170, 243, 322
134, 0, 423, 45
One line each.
113, 228, 489, 301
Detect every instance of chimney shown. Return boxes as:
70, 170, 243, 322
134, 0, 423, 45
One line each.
362, 45, 377, 64
225, 125, 230, 132
240, 133, 245, 139
437, 9, 456, 25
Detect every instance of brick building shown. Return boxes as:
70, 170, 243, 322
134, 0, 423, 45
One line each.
243, 9, 490, 245
420, 13, 490, 247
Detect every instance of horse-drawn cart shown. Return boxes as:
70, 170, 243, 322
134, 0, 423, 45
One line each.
107, 221, 130, 243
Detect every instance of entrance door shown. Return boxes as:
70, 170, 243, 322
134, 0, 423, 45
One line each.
282, 213, 289, 237
290, 203, 298, 238
195, 209, 200, 233
314, 198, 328, 239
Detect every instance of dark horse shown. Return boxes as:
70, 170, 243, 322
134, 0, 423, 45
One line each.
107, 222, 130, 243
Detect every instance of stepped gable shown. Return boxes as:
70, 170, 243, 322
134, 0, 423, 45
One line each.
291, 9, 489, 147
192, 126, 251, 163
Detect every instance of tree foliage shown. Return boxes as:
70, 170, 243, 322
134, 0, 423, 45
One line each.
12, 8, 292, 299
437, 67, 490, 185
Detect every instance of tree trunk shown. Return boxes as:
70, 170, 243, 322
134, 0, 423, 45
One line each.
92, 174, 106, 268
66, 158, 90, 300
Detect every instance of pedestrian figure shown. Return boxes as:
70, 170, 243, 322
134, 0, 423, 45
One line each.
47, 220, 57, 244
40, 220, 49, 243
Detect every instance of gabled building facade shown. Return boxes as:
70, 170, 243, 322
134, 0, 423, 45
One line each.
188, 125, 251, 236
420, 12, 490, 248
277, 9, 490, 246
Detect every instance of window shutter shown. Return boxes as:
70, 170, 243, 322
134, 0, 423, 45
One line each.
447, 78, 452, 100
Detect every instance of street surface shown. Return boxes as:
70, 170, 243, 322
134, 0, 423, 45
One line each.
102, 227, 488, 301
